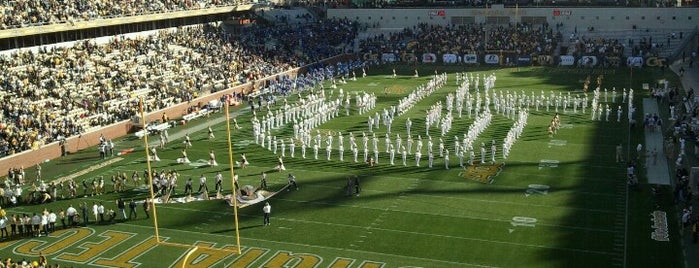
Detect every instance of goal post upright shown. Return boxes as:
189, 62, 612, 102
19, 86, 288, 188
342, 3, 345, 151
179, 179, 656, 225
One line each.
225, 101, 243, 254
139, 98, 162, 243
138, 98, 241, 257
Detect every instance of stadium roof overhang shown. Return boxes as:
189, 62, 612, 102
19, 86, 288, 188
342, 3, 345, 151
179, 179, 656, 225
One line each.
0, 4, 257, 39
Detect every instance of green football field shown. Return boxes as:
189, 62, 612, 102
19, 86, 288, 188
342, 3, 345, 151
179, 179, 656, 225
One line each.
0, 65, 684, 268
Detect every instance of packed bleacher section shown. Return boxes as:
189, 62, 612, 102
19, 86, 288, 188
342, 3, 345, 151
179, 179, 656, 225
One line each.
350, 0, 698, 8
359, 23, 558, 56
0, 18, 358, 158
0, 0, 242, 29
567, 34, 625, 59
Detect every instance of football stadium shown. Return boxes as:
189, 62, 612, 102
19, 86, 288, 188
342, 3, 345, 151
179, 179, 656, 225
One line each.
0, 1, 697, 267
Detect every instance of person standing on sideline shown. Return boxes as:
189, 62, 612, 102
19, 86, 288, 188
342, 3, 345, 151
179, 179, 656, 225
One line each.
184, 177, 193, 196
354, 176, 361, 196
81, 202, 89, 227
198, 174, 208, 194
117, 198, 126, 220
263, 202, 271, 226
129, 199, 137, 219
616, 143, 624, 163
66, 205, 77, 228
287, 173, 298, 191
260, 172, 268, 190
143, 199, 150, 219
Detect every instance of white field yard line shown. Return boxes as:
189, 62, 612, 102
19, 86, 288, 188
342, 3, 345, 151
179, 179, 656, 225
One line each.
154, 199, 617, 236
299, 181, 619, 214
119, 222, 499, 268
51, 157, 124, 184
125, 206, 616, 257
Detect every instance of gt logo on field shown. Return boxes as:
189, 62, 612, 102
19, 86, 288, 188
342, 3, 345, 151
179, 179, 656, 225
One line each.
511, 217, 537, 227
459, 162, 504, 184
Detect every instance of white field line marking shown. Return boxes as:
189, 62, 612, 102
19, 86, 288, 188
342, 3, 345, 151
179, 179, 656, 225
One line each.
155, 201, 618, 236
300, 183, 618, 214
119, 223, 497, 268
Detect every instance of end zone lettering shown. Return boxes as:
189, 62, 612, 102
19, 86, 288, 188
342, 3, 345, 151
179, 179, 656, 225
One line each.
11, 229, 424, 268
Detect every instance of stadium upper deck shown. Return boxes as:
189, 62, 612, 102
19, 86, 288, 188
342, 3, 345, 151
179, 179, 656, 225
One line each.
0, 0, 245, 29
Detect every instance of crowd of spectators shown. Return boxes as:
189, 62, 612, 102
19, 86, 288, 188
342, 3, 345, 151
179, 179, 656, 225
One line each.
0, 18, 357, 158
351, 0, 697, 8
0, 0, 240, 29
359, 22, 559, 58
567, 34, 625, 59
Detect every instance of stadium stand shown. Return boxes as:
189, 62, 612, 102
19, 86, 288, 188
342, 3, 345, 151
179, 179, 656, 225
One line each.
359, 22, 558, 56
0, 17, 358, 158
0, 0, 242, 29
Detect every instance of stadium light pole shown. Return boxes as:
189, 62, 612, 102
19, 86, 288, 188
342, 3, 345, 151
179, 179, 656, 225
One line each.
224, 99, 242, 255
139, 98, 162, 242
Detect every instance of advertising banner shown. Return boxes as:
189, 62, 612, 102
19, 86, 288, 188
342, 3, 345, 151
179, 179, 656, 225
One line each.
484, 54, 499, 64
442, 54, 458, 63
381, 53, 397, 62
627, 57, 644, 67
559, 55, 575, 66
463, 54, 478, 64
422, 53, 437, 63
579, 56, 598, 67
517, 55, 532, 66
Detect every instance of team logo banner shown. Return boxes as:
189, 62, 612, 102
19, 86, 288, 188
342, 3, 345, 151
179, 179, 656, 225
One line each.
578, 56, 598, 67
535, 55, 554, 66
607, 56, 621, 68
442, 54, 458, 63
381, 53, 397, 62
463, 54, 478, 64
484, 54, 499, 64
645, 56, 667, 67
363, 53, 378, 61
626, 57, 644, 67
559, 55, 575, 66
401, 53, 417, 63
517, 56, 532, 66
422, 53, 437, 63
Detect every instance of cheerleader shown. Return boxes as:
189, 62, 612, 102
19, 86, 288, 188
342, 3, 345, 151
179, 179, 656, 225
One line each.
240, 153, 249, 169
275, 156, 286, 172
150, 147, 160, 162
184, 133, 192, 148
208, 126, 215, 140
178, 149, 191, 164
208, 150, 218, 167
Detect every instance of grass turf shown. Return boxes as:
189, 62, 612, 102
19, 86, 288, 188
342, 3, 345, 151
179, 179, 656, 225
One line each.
0, 65, 684, 268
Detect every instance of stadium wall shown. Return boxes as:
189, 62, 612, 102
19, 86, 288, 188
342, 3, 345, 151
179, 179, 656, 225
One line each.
0, 54, 353, 173
328, 7, 699, 31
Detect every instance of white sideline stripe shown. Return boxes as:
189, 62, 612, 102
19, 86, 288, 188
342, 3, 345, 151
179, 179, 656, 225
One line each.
119, 223, 498, 268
